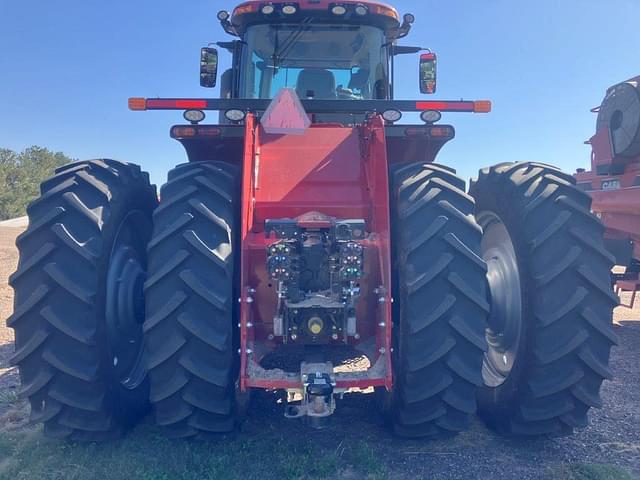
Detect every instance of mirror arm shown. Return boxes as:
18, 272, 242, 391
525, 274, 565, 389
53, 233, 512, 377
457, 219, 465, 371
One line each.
219, 18, 240, 37
391, 45, 430, 56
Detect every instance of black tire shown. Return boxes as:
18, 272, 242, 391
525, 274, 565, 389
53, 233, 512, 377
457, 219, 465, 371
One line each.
144, 161, 239, 438
389, 163, 489, 437
470, 162, 618, 435
8, 159, 157, 440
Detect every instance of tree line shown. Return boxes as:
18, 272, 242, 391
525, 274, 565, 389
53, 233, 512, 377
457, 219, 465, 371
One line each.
0, 146, 74, 221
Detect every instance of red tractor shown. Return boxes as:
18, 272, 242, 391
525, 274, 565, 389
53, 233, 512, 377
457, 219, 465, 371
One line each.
10, 0, 617, 441
575, 76, 640, 280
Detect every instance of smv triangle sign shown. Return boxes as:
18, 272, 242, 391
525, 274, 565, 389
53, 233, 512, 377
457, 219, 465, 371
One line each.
260, 88, 311, 135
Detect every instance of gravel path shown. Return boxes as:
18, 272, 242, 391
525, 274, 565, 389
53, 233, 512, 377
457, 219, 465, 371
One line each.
1, 225, 638, 479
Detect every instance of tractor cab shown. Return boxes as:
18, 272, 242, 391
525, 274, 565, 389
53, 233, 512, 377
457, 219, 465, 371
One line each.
203, 1, 427, 103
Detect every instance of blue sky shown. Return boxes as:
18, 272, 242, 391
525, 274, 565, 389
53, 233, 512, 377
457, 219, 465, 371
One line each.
1, 0, 638, 187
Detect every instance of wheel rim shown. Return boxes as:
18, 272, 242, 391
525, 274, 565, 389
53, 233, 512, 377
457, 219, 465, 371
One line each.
478, 211, 523, 388
105, 210, 149, 390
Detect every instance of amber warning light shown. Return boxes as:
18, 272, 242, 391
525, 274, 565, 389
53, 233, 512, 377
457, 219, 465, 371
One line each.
128, 98, 147, 111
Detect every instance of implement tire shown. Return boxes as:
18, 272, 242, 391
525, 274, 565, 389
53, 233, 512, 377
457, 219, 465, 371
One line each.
9, 159, 157, 440
389, 163, 489, 438
144, 161, 239, 438
470, 162, 618, 435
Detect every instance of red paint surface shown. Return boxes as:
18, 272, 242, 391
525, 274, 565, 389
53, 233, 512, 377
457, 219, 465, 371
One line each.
575, 123, 640, 261
238, 116, 393, 391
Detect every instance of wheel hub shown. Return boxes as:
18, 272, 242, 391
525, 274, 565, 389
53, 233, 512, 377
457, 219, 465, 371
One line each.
478, 211, 523, 388
105, 211, 149, 390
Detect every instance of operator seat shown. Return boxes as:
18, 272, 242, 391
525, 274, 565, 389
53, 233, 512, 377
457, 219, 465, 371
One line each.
296, 69, 336, 99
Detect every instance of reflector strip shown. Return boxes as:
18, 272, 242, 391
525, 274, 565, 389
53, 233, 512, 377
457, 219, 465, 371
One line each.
171, 127, 197, 137
405, 127, 428, 136
473, 100, 492, 113
416, 101, 475, 112
128, 98, 147, 111
430, 126, 454, 137
170, 126, 221, 138
133, 98, 491, 114
146, 99, 208, 110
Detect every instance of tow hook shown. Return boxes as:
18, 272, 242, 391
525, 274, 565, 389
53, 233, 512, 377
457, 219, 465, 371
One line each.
284, 363, 336, 428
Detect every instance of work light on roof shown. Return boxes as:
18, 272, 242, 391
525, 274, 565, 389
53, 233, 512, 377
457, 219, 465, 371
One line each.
282, 4, 298, 15
331, 5, 347, 15
217, 10, 230, 21
354, 4, 369, 16
403, 13, 415, 24
261, 3, 275, 14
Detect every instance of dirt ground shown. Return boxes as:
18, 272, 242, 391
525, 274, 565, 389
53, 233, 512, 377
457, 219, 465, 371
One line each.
0, 227, 21, 417
1, 225, 639, 479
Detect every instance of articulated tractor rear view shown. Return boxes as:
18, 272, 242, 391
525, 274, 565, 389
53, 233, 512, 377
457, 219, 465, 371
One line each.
9, 0, 617, 441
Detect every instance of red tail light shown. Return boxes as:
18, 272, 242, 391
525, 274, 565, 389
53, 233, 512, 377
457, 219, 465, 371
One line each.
147, 99, 208, 110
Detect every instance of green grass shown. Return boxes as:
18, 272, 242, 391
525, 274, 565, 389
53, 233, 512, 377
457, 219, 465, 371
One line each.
546, 463, 634, 480
0, 390, 18, 406
0, 423, 388, 480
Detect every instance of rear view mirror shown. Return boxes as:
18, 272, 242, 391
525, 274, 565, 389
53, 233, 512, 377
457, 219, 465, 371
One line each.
200, 47, 218, 88
419, 53, 437, 94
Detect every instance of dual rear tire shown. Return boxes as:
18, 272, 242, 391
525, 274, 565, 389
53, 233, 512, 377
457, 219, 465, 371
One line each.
470, 162, 618, 434
10, 159, 616, 440
388, 161, 617, 437
9, 160, 157, 440
143, 162, 239, 438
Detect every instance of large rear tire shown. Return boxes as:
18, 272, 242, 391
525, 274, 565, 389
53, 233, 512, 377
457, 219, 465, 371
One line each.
144, 161, 239, 438
470, 162, 618, 435
9, 159, 157, 440
389, 163, 489, 437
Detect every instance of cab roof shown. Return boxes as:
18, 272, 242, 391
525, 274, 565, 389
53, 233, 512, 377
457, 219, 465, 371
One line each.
229, 1, 402, 36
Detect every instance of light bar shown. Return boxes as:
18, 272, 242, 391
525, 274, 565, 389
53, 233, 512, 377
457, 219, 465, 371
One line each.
146, 99, 208, 110
130, 98, 492, 114
416, 100, 492, 113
